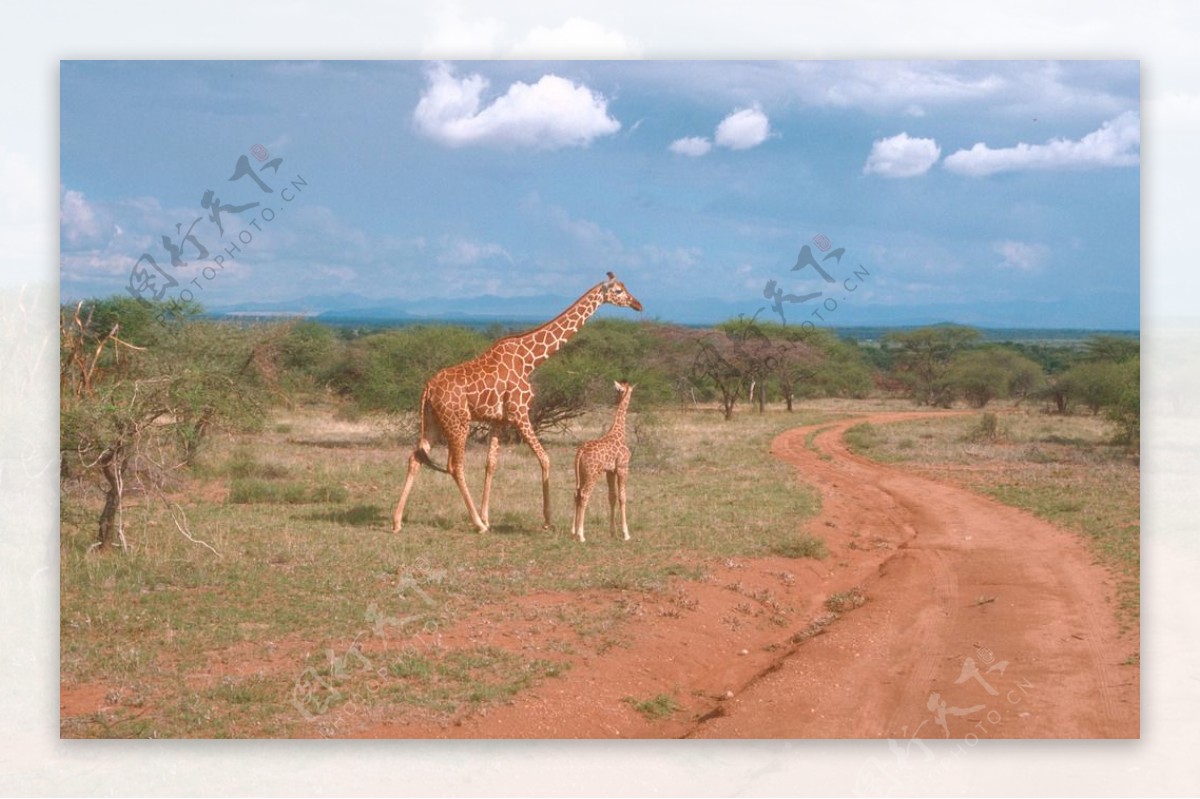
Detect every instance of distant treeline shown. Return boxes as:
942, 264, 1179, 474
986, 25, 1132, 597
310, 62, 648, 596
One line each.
61, 296, 1140, 549
78, 295, 1141, 425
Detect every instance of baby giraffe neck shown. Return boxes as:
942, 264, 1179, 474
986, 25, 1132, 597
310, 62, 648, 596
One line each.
607, 392, 632, 439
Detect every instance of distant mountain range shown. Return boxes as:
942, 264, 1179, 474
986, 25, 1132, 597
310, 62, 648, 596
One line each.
208, 291, 1138, 332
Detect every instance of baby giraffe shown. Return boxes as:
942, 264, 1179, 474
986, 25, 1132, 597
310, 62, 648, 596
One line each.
572, 380, 635, 543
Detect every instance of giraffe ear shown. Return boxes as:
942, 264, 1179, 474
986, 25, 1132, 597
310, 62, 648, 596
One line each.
614, 380, 622, 392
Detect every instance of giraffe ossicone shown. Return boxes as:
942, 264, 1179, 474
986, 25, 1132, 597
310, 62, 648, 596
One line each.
392, 274, 644, 534
572, 380, 635, 544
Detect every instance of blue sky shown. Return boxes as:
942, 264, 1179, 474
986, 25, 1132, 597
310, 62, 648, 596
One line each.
60, 60, 1140, 328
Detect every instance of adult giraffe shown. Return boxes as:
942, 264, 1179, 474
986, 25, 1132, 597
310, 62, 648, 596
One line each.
392, 273, 644, 534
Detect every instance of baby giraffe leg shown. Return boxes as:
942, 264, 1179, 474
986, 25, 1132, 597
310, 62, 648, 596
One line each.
616, 465, 630, 541
573, 483, 589, 543
574, 469, 601, 543
606, 471, 618, 538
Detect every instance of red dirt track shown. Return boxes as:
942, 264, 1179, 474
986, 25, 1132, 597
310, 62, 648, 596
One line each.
366, 411, 1139, 739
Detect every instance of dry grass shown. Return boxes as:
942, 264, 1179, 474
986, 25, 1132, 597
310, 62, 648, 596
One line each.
60, 401, 834, 737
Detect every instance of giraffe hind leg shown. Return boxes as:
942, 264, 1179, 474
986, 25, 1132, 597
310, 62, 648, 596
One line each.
392, 450, 423, 533
447, 429, 489, 533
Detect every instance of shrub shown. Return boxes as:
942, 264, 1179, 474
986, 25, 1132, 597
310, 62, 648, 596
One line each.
964, 412, 1006, 442
1107, 357, 1140, 447
946, 348, 1047, 408
844, 422, 883, 452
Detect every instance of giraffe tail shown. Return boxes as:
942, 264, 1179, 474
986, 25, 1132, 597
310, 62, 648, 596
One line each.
413, 388, 450, 475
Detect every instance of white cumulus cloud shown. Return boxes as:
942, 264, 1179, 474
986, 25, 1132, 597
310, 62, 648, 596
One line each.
944, 111, 1140, 177
862, 132, 942, 178
669, 136, 712, 157
413, 63, 621, 149
714, 104, 772, 150
672, 104, 771, 157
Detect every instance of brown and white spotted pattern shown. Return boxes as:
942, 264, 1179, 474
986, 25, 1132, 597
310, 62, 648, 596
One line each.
392, 273, 643, 534
572, 381, 634, 544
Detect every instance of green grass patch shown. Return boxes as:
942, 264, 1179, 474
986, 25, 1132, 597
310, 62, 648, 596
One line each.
770, 533, 829, 560
228, 478, 348, 505
377, 646, 568, 715
825, 586, 867, 613
225, 449, 291, 480
804, 425, 835, 461
843, 422, 895, 459
624, 693, 680, 720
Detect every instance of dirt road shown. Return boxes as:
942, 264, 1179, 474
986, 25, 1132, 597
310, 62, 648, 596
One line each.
690, 412, 1139, 739
350, 410, 1137, 739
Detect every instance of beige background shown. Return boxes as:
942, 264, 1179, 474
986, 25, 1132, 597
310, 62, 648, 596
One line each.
5, 1, 1196, 795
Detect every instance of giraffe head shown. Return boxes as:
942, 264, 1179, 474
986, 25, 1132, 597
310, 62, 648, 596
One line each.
601, 272, 643, 312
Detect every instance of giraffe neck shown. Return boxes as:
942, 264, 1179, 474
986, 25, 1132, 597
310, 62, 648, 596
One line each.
515, 283, 606, 372
606, 392, 632, 440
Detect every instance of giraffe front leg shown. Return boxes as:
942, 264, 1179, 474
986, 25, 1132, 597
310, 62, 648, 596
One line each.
515, 415, 553, 531
480, 424, 502, 529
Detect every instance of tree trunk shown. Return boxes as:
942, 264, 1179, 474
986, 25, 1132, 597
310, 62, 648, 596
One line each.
785, 392, 794, 412
96, 448, 127, 552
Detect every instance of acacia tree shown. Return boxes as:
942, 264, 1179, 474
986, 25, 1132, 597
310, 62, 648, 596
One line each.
945, 348, 1047, 408
772, 338, 820, 411
61, 300, 274, 551
693, 317, 776, 419
690, 335, 744, 420
884, 325, 981, 406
